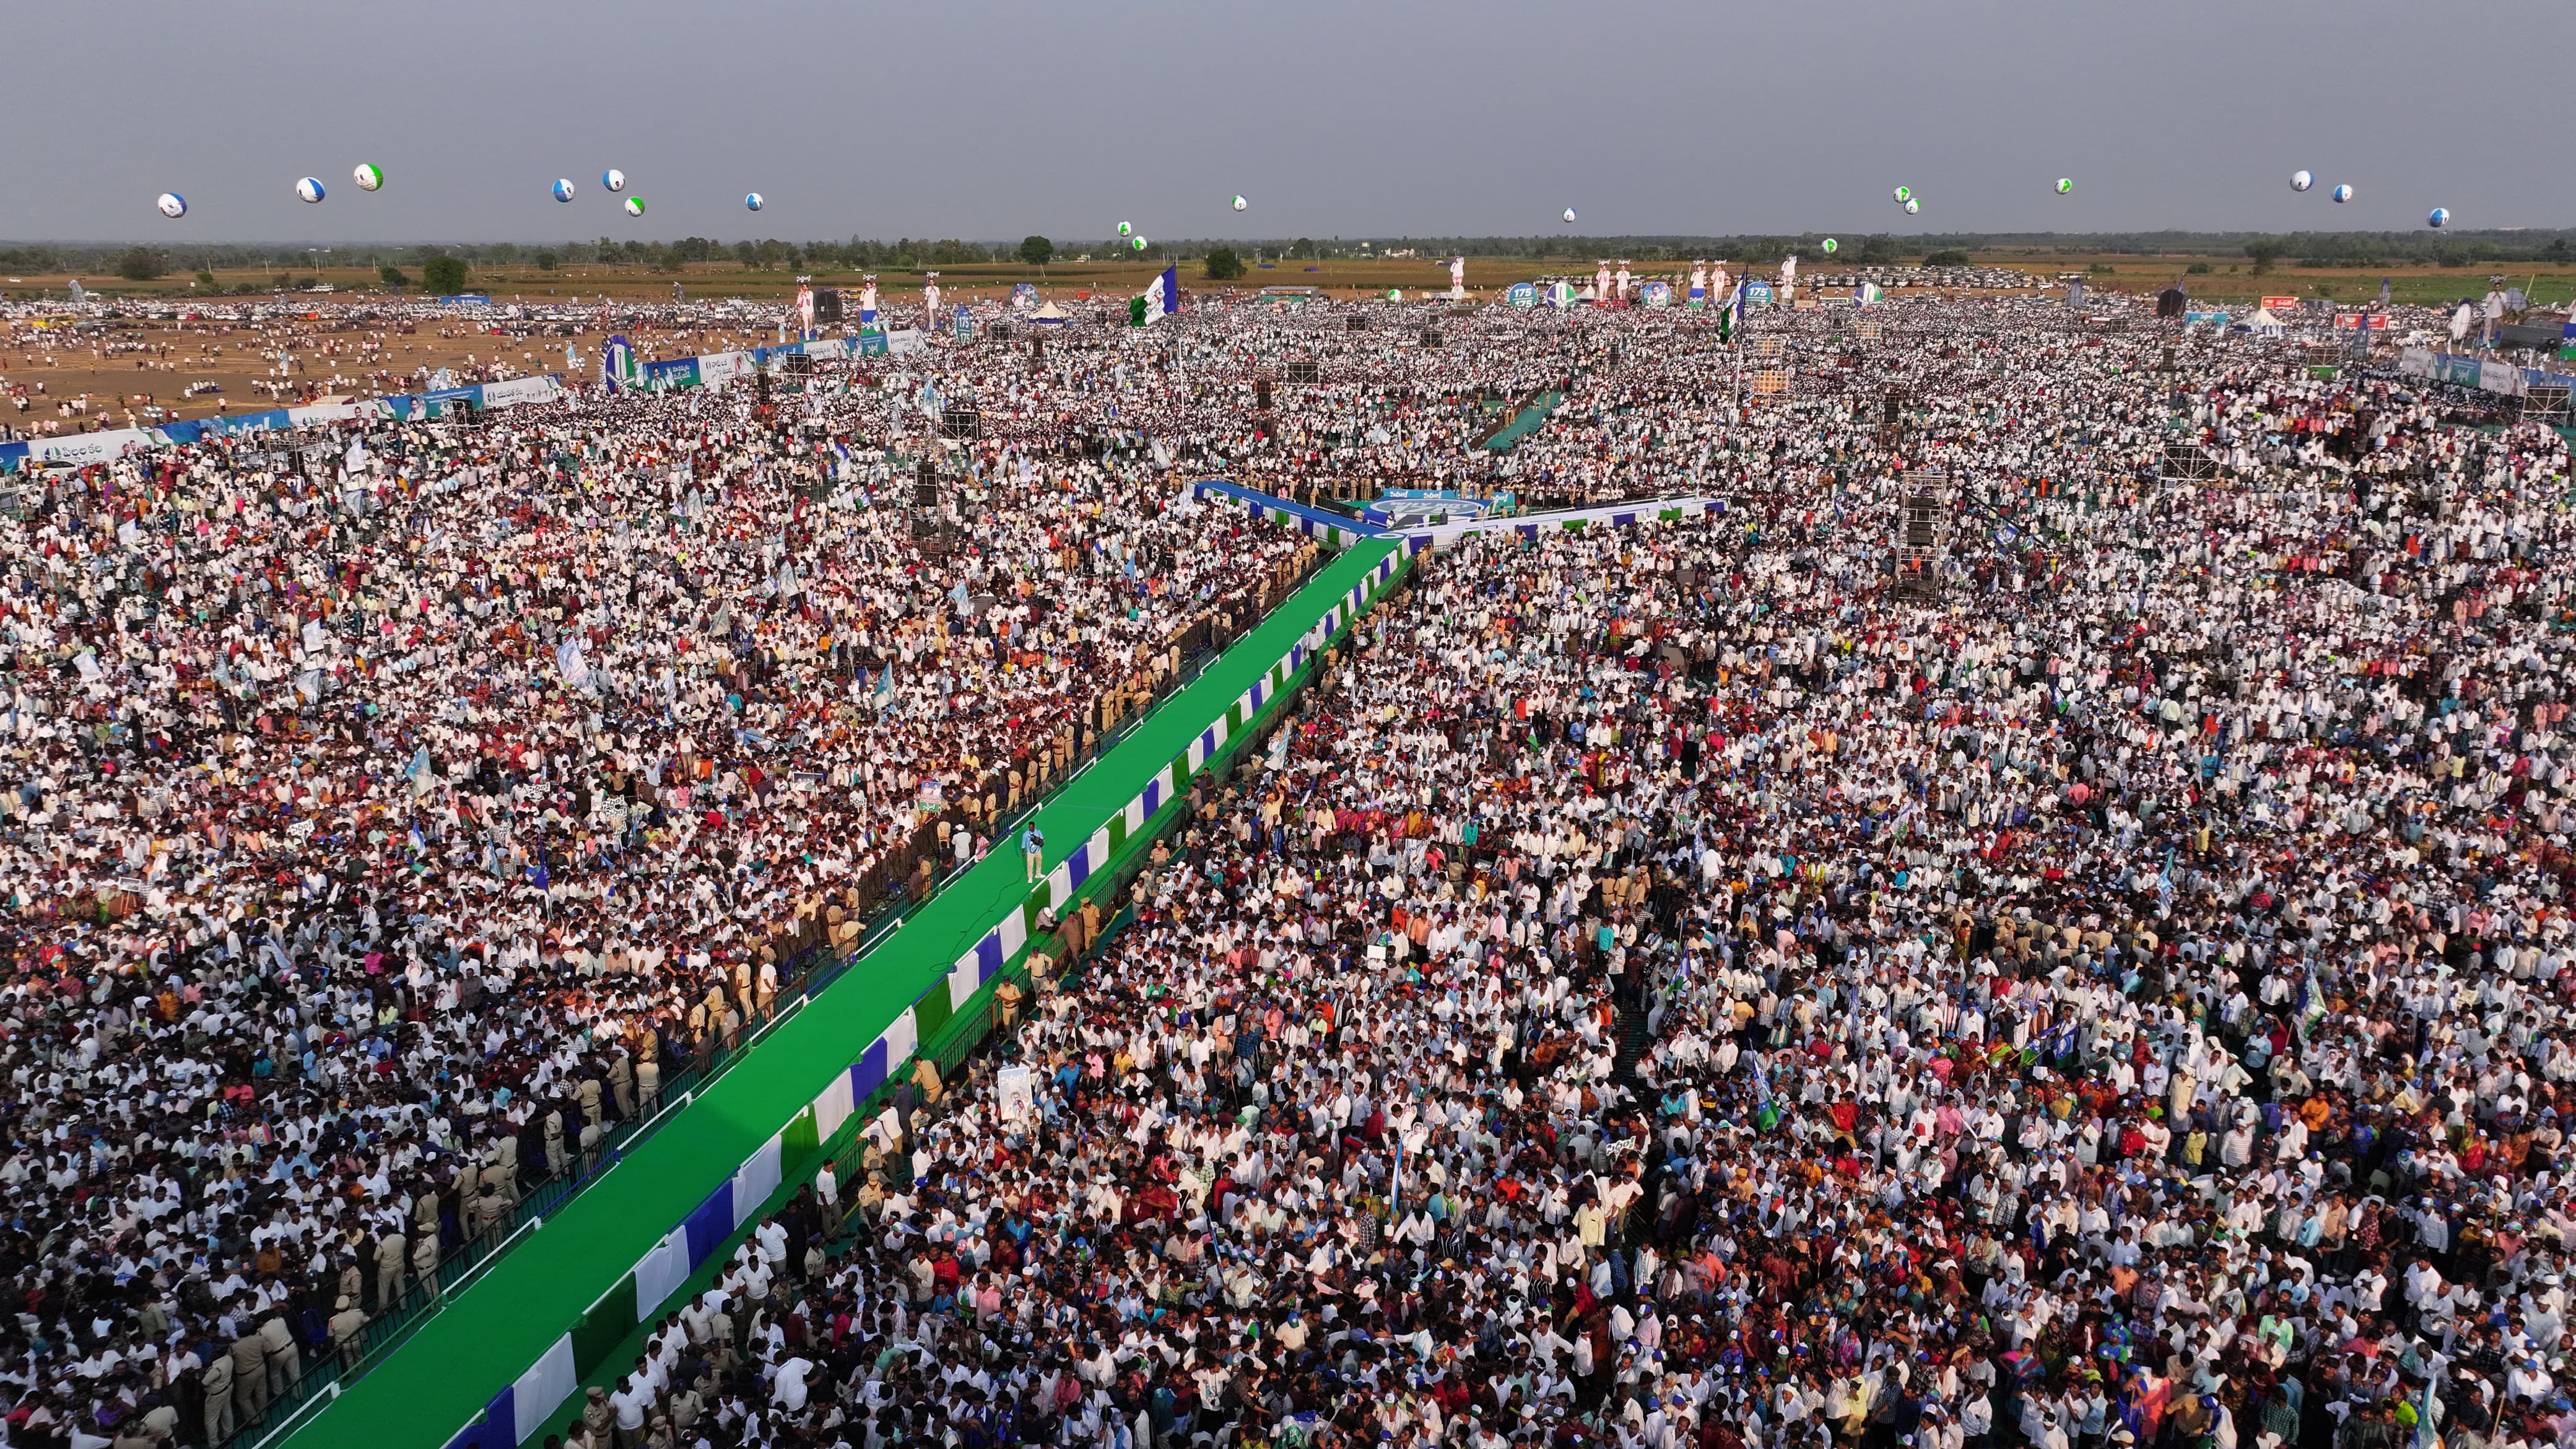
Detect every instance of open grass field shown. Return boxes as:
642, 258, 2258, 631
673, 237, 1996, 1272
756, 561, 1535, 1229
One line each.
5, 247, 2566, 431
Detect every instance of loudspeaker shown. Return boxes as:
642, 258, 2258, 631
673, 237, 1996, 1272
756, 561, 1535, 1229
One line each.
1255, 378, 1273, 411
812, 288, 843, 323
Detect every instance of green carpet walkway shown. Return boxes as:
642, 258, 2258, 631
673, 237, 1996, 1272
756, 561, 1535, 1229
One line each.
1479, 391, 1564, 451
287, 534, 1406, 1449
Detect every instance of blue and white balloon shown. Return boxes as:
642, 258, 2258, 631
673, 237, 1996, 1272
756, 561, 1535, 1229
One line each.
2427, 207, 2449, 228
2290, 170, 2313, 193
744, 193, 763, 212
552, 178, 576, 203
2331, 184, 2354, 203
295, 176, 326, 204
603, 168, 626, 193
1561, 207, 1577, 224
156, 193, 187, 219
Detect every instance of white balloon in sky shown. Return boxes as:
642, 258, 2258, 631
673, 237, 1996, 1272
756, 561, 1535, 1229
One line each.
603, 168, 626, 193
157, 193, 188, 219
295, 176, 326, 204
2289, 170, 2313, 192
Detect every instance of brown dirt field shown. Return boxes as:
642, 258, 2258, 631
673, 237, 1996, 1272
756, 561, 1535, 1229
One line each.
7, 248, 2565, 432
1954, 249, 2576, 310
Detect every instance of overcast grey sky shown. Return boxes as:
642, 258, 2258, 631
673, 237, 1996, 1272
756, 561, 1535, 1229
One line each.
10, 0, 2568, 245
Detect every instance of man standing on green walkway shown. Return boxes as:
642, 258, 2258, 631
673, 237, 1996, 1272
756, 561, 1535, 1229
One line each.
1022, 825, 1045, 883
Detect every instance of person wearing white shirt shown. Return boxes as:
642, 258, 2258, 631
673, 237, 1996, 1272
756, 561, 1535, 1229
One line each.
1959, 1392, 1994, 1449
771, 1354, 815, 1412
2403, 1256, 2445, 1313
609, 1374, 650, 1442
680, 1292, 717, 1346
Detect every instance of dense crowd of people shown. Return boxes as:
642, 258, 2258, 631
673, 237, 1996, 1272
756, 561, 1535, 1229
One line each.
6, 287, 2576, 1449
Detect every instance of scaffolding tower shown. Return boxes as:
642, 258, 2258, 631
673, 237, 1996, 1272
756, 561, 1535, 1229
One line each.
2159, 438, 2221, 483
910, 460, 955, 560
1894, 471, 1951, 597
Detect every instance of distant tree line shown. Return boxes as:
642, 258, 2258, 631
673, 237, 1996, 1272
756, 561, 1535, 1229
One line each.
2, 230, 2569, 279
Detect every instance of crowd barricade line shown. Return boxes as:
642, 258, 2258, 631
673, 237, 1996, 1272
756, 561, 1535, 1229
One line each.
0, 375, 572, 470
545, 560, 1351, 1423
207, 556, 1323, 1449
284, 537, 1412, 1449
